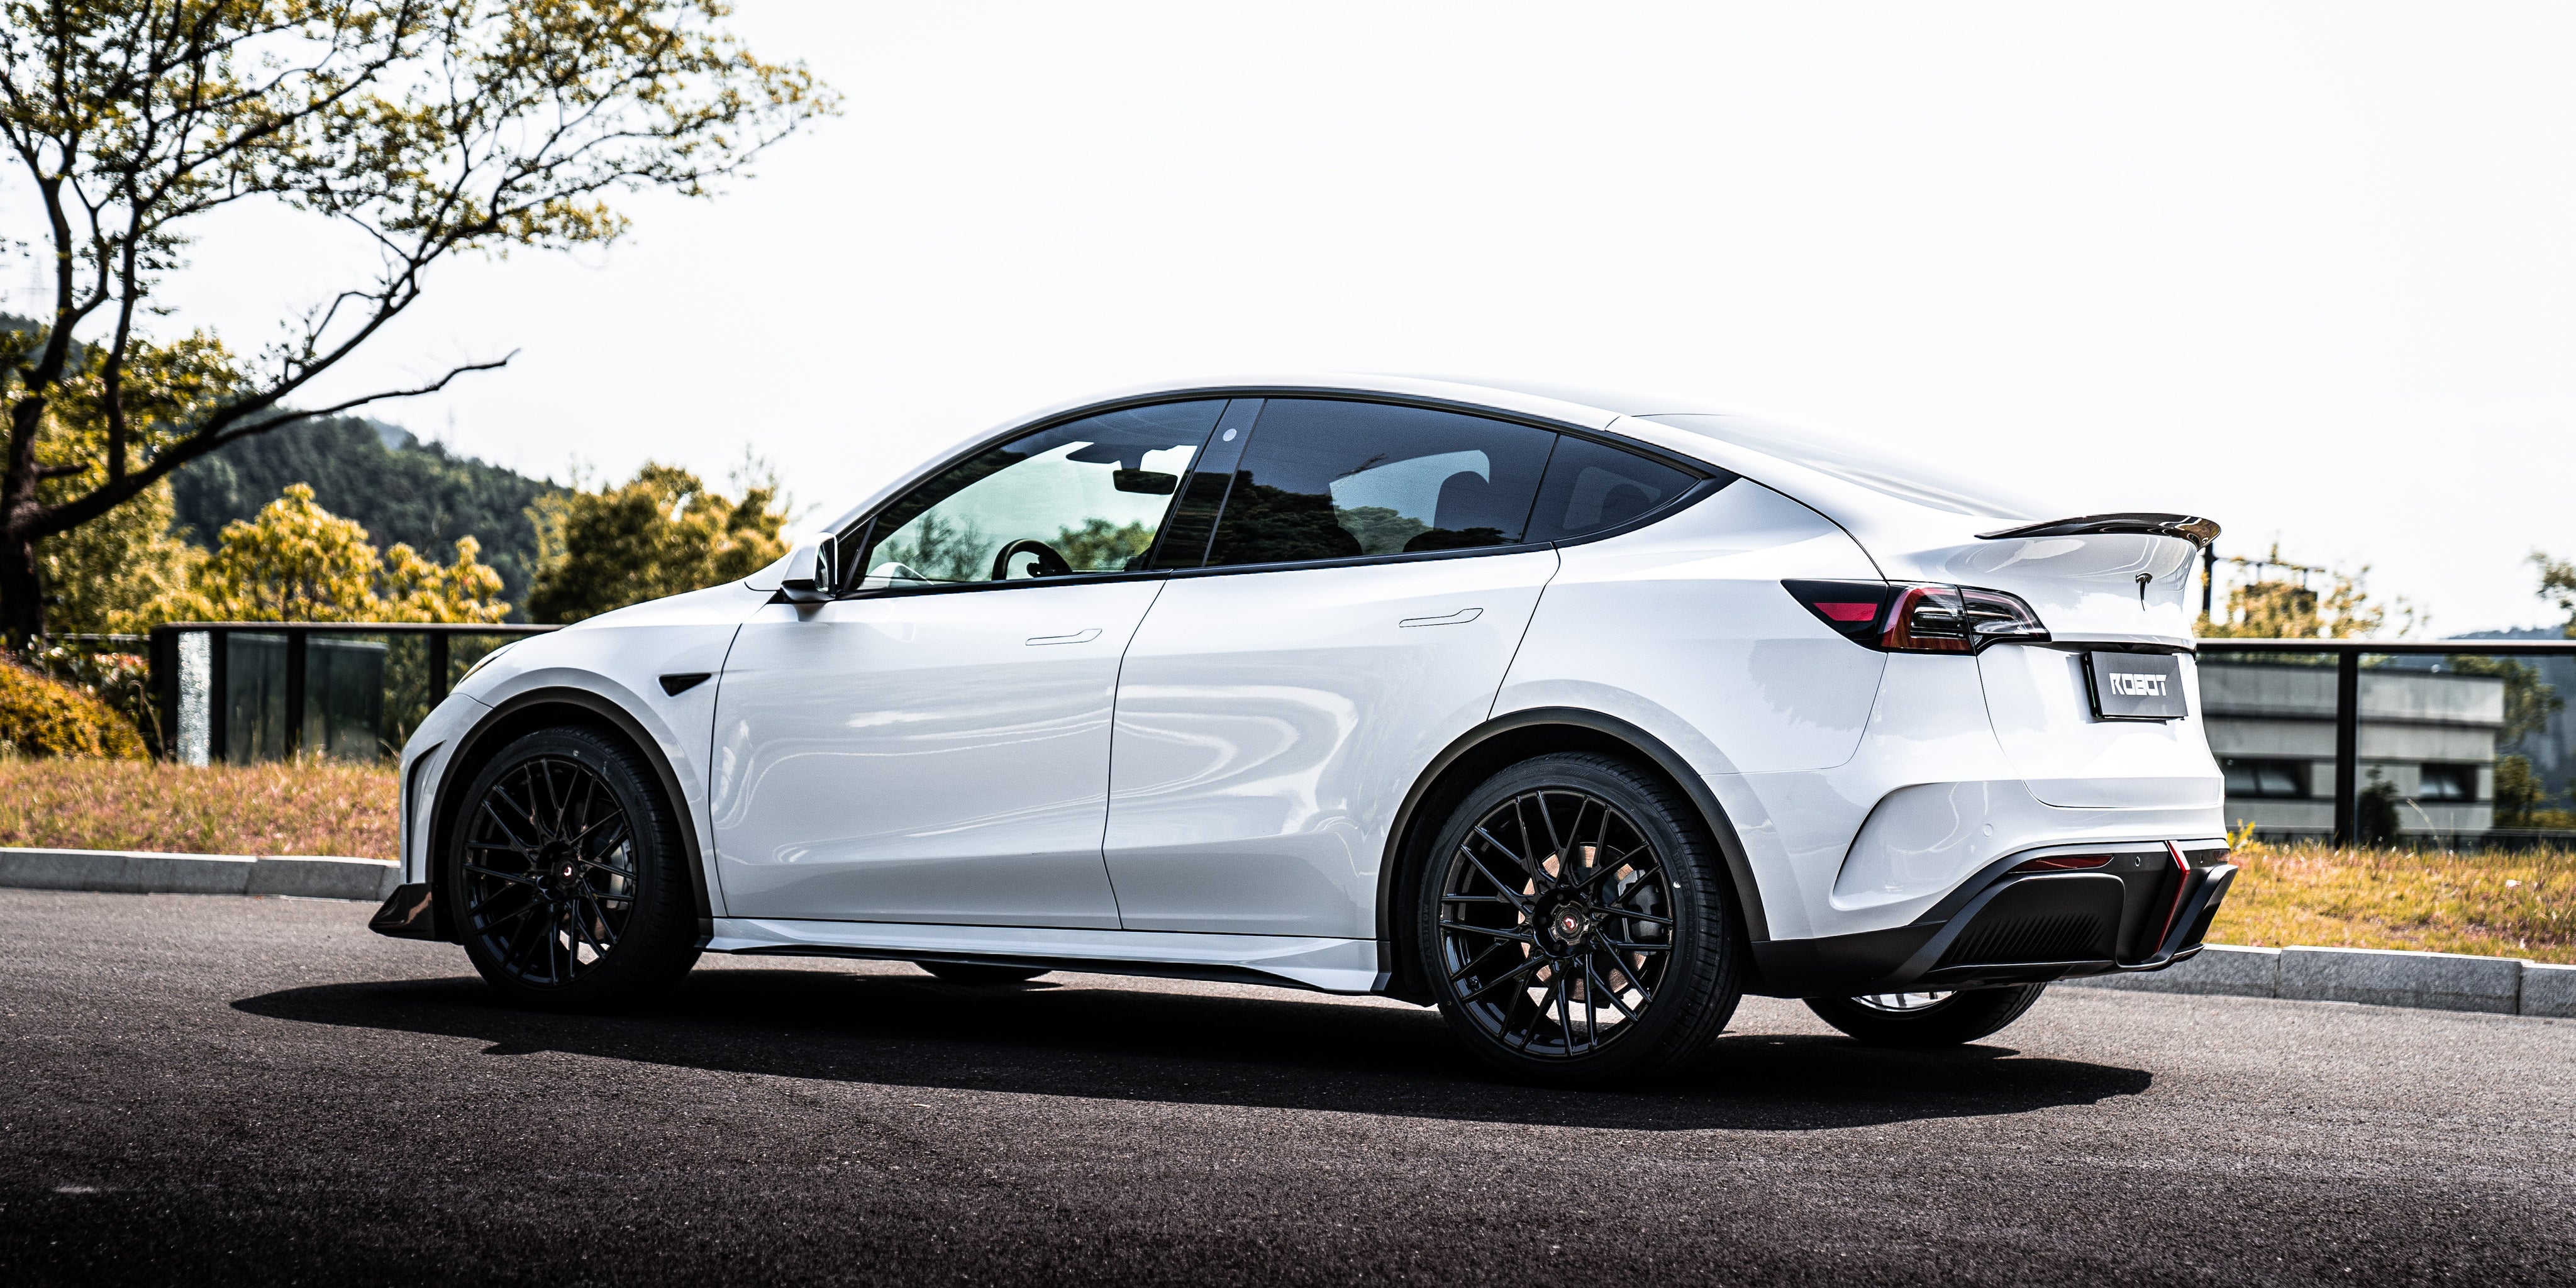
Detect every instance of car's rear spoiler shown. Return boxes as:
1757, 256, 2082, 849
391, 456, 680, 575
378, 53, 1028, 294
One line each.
1975, 513, 2221, 548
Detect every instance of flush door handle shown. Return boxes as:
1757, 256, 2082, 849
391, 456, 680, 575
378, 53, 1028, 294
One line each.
1026, 628, 1103, 646
1399, 608, 1484, 628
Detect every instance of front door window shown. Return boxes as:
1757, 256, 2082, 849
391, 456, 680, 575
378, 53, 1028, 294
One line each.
857, 400, 1224, 586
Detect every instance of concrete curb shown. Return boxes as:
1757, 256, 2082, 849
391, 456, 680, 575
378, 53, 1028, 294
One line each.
4, 848, 2568, 1018
2063, 943, 2572, 1018
0, 848, 399, 902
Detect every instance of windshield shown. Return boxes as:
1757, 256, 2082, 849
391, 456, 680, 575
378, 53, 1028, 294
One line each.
1641, 414, 2045, 521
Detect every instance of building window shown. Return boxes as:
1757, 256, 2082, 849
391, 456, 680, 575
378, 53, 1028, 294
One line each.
2221, 757, 2309, 799
2418, 763, 2479, 801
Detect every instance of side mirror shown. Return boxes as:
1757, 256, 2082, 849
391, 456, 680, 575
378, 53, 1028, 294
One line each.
779, 532, 836, 603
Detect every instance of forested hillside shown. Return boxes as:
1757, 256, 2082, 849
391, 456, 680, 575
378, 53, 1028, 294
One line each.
7, 313, 559, 613
169, 416, 558, 611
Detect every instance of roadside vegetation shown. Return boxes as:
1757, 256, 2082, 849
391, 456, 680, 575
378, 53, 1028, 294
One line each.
2210, 840, 2575, 965
4, 752, 2568, 969
0, 759, 394, 860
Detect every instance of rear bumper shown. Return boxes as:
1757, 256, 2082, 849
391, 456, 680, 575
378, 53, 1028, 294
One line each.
1749, 841, 2235, 998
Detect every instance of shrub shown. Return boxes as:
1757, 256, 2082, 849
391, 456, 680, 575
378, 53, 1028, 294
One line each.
0, 658, 149, 759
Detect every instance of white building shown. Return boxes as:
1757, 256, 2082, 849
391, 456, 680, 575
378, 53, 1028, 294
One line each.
2200, 660, 2502, 841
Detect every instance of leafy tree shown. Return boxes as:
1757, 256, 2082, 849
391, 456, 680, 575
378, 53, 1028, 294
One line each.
0, 1, 835, 644
525, 464, 785, 623
2449, 655, 2563, 745
169, 414, 558, 609
2197, 543, 2414, 638
2495, 754, 2549, 828
2533, 551, 2576, 636
1053, 518, 1155, 572
163, 483, 507, 623
35, 477, 200, 635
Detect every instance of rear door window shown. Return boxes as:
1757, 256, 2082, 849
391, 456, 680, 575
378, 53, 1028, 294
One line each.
1196, 399, 1557, 568
1523, 436, 1706, 542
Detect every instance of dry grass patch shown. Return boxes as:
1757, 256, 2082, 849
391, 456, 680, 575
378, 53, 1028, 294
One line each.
2210, 841, 2576, 964
0, 758, 396, 860
3, 762, 2570, 965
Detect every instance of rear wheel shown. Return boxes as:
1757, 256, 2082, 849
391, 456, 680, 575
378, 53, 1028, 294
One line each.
448, 726, 700, 1010
1417, 753, 1744, 1087
1804, 984, 2047, 1047
915, 961, 1048, 985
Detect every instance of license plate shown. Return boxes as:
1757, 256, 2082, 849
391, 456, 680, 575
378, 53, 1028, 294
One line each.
2085, 651, 2187, 721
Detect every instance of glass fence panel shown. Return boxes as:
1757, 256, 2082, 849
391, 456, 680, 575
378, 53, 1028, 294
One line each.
2199, 645, 2574, 853
303, 635, 389, 762
2360, 653, 2497, 848
225, 632, 291, 763
2199, 650, 2338, 843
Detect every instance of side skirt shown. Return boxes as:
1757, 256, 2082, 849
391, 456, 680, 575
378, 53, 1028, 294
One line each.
706, 918, 1387, 996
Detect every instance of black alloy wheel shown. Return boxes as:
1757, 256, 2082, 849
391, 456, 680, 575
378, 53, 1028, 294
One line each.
1804, 984, 2049, 1048
450, 726, 699, 1009
1419, 753, 1743, 1086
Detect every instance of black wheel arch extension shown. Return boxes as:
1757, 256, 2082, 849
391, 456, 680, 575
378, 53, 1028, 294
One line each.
416, 687, 714, 944
1373, 707, 1773, 1004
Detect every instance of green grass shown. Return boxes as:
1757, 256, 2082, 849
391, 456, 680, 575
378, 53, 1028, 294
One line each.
0, 758, 397, 859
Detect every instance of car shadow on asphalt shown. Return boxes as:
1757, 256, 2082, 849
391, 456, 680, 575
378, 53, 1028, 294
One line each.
232, 968, 2153, 1131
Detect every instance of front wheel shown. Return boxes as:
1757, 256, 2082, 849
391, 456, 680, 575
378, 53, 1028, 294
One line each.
1417, 752, 1745, 1087
1804, 985, 2047, 1048
448, 726, 701, 1010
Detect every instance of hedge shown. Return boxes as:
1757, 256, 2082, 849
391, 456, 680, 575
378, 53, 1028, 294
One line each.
0, 658, 149, 760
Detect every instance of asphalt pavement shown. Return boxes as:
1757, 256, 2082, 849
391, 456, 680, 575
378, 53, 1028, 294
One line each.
4, 887, 2572, 1286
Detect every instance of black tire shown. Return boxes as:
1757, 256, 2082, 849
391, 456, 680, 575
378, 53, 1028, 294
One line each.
915, 961, 1048, 985
1416, 752, 1745, 1087
447, 726, 701, 1010
1804, 985, 2048, 1048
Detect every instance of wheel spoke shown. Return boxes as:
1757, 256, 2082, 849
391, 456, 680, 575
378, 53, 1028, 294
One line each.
477, 799, 540, 855
1473, 826, 1546, 894
1447, 938, 1518, 984
1458, 845, 1534, 911
1580, 956, 1641, 1022
577, 819, 632, 866
1438, 919, 1532, 944
464, 863, 542, 887
469, 887, 543, 925
1531, 791, 1568, 863
1456, 955, 1542, 1006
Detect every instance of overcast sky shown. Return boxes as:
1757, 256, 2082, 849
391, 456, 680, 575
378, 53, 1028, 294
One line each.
16, 3, 2575, 635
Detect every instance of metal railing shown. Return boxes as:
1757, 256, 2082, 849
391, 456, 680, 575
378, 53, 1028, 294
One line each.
2196, 638, 2576, 845
113, 627, 2576, 838
146, 621, 555, 764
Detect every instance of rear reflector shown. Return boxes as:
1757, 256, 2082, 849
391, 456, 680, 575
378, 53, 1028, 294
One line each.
1780, 579, 1894, 640
2011, 854, 2114, 872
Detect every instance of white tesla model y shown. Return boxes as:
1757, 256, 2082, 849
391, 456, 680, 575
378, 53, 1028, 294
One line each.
372, 375, 2233, 1085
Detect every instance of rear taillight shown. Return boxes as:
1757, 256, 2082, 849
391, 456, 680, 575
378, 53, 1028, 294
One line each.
1782, 580, 2050, 653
